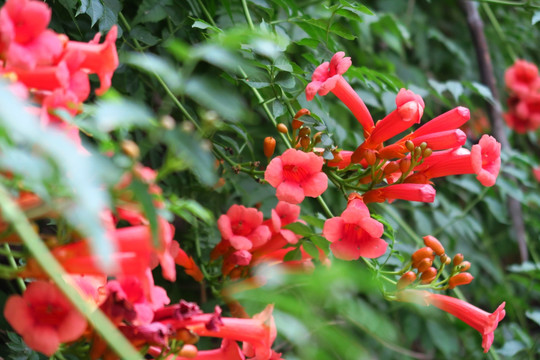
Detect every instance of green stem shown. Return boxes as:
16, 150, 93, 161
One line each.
241, 0, 255, 30
2, 243, 25, 291
317, 196, 334, 218
481, 3, 518, 61
196, 0, 218, 27
0, 185, 141, 360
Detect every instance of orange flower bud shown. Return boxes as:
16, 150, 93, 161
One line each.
383, 161, 400, 175
300, 136, 310, 148
423, 235, 445, 256
414, 147, 422, 158
448, 272, 474, 289
459, 261, 471, 272
263, 137, 276, 158
405, 140, 415, 152
294, 108, 311, 119
399, 158, 412, 174
397, 271, 417, 289
440, 254, 451, 265
298, 127, 311, 137
417, 258, 433, 273
277, 123, 288, 133
120, 140, 140, 159
412, 247, 435, 267
422, 148, 433, 158
453, 253, 464, 266
176, 329, 200, 344
420, 267, 437, 284
419, 142, 428, 150
364, 149, 376, 166
179, 344, 198, 358
313, 132, 322, 144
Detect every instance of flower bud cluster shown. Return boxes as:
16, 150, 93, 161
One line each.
397, 235, 473, 291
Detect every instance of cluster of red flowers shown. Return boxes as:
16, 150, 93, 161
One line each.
0, 0, 507, 354
503, 59, 540, 133
249, 51, 503, 352
0, 1, 282, 359
0, 0, 118, 147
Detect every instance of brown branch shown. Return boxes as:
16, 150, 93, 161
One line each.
460, 0, 528, 262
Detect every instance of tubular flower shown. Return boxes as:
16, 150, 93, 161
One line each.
217, 204, 271, 251
0, 0, 63, 69
168, 339, 246, 360
4, 281, 87, 356
378, 106, 470, 160
399, 290, 505, 353
183, 305, 277, 360
352, 89, 424, 163
323, 197, 387, 260
306, 52, 374, 134
363, 183, 436, 204
407, 135, 501, 186
265, 149, 328, 204
64, 25, 118, 95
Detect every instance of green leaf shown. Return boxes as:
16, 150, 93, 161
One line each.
284, 222, 313, 237
133, 0, 173, 24
185, 77, 247, 122
93, 98, 154, 132
532, 11, 540, 25
525, 310, 540, 327
310, 234, 330, 254
302, 240, 320, 259
283, 247, 302, 261
77, 0, 104, 27
130, 26, 161, 46
168, 197, 214, 225
123, 52, 182, 92
301, 215, 326, 229
99, 0, 122, 32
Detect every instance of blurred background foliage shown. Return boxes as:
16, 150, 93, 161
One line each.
1, 0, 540, 359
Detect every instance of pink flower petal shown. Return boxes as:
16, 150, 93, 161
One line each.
322, 217, 344, 243
276, 181, 305, 204
302, 172, 328, 198
264, 157, 283, 187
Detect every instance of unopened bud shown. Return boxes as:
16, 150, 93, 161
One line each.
419, 142, 428, 151
299, 127, 311, 137
397, 271, 417, 289
313, 132, 322, 144
422, 148, 433, 158
364, 150, 376, 166
448, 272, 474, 289
300, 136, 310, 148
383, 161, 400, 175
263, 137, 276, 158
399, 158, 412, 174
420, 267, 437, 284
417, 258, 433, 273
405, 140, 415, 152
453, 253, 464, 266
414, 147, 422, 158
440, 254, 451, 265
120, 140, 140, 159
277, 123, 288, 133
459, 261, 471, 272
179, 344, 198, 358
412, 247, 435, 267
423, 235, 445, 256
176, 328, 199, 344
160, 115, 176, 130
